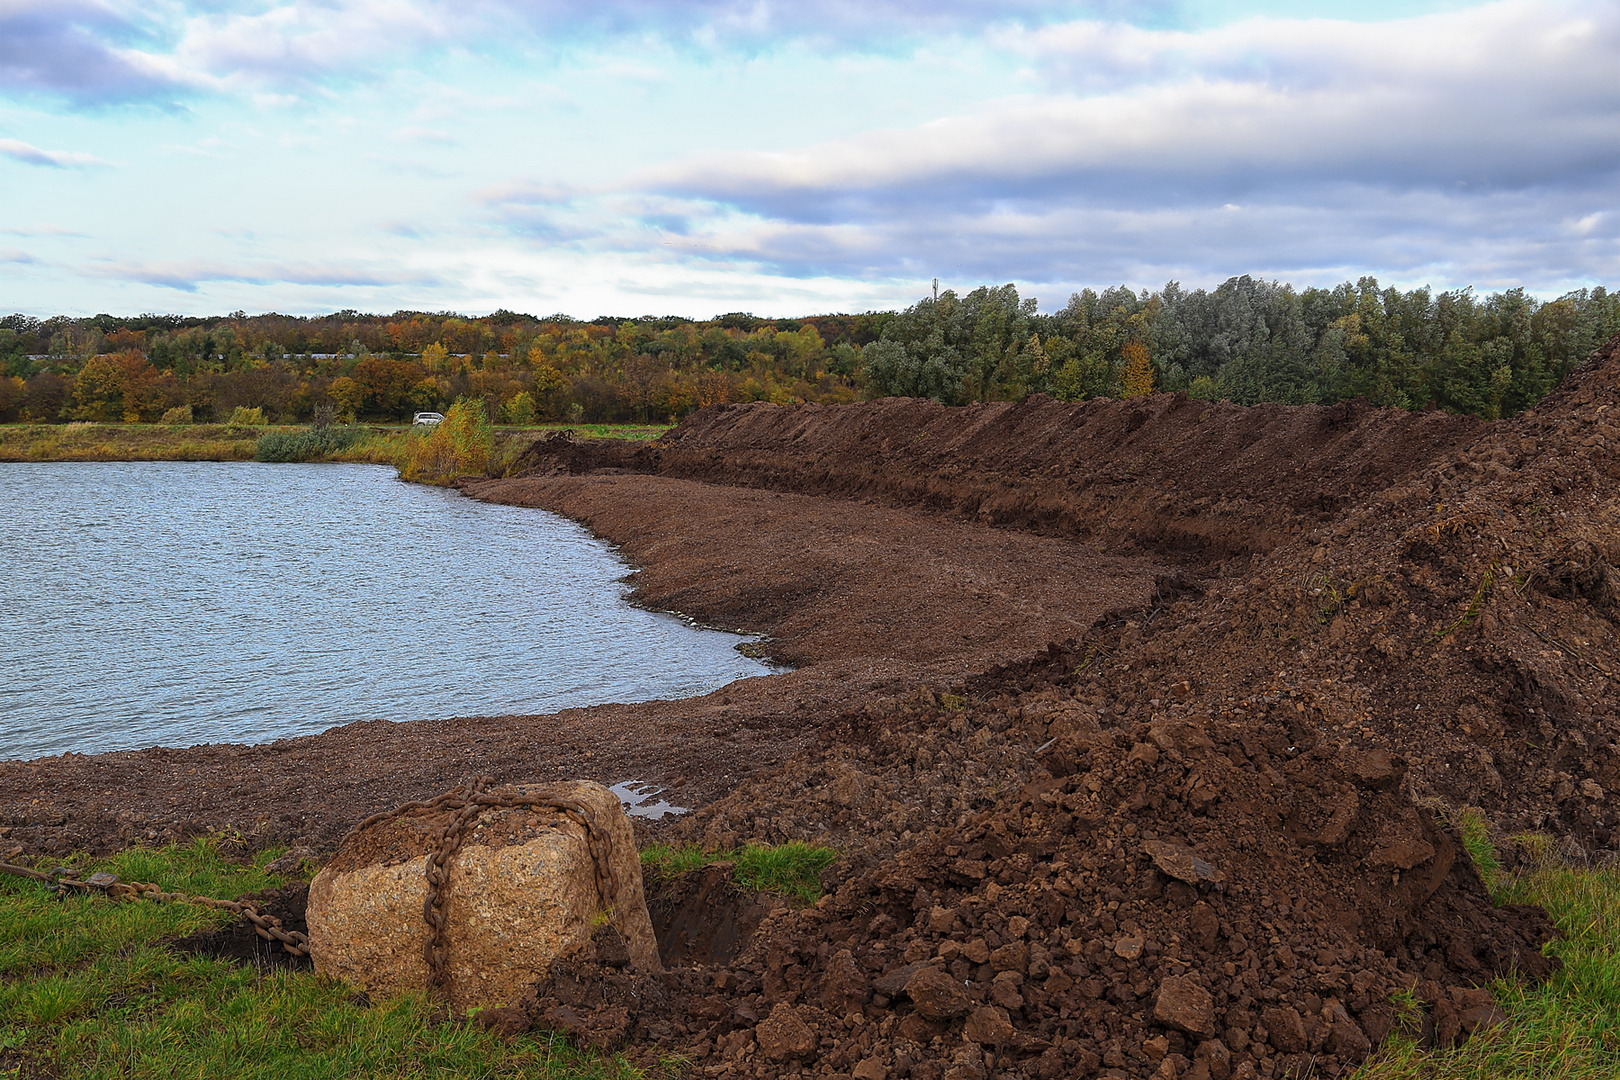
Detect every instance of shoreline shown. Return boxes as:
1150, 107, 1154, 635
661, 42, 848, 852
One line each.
0, 467, 1165, 856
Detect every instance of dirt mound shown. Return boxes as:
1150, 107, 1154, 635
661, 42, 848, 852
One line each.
503, 336, 1620, 1077
513, 393, 1485, 568
540, 673, 1552, 1078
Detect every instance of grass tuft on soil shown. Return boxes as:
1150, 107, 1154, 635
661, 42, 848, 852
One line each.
0, 840, 645, 1080
1353, 827, 1620, 1079
639, 841, 837, 904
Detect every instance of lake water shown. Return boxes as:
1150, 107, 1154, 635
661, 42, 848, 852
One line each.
0, 461, 773, 762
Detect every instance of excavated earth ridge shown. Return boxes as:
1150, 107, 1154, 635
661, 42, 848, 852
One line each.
499, 334, 1620, 1080
4, 334, 1618, 1079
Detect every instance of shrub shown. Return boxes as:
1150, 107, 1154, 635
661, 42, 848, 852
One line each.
161, 405, 193, 425
254, 425, 365, 463
401, 397, 491, 483
227, 406, 267, 426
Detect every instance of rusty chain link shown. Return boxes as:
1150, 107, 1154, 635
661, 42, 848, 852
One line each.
0, 860, 310, 957
343, 776, 625, 993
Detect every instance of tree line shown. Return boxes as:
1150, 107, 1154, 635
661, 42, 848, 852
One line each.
2, 277, 1615, 425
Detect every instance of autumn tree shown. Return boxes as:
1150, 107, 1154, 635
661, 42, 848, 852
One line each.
72, 351, 174, 422
1120, 340, 1155, 398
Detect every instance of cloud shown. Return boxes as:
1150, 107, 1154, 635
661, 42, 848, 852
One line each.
0, 248, 39, 264
640, 2, 1620, 209
479, 0, 1618, 293
83, 257, 446, 293
0, 0, 184, 104
0, 137, 112, 168
487, 0, 1168, 49
1, 1, 1143, 106
144, 1, 453, 93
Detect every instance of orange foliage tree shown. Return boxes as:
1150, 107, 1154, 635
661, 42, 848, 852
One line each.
1120, 340, 1155, 398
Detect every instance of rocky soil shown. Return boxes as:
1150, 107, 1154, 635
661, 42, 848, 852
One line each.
6, 333, 1619, 1079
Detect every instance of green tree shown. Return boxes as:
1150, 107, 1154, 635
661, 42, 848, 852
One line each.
504, 391, 537, 426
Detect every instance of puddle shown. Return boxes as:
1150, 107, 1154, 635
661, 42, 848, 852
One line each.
611, 780, 688, 820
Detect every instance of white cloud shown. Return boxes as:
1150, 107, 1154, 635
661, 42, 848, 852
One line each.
0, 137, 112, 168
637, 1, 1619, 206
82, 256, 446, 293
472, 0, 1616, 294
3, 0, 1135, 105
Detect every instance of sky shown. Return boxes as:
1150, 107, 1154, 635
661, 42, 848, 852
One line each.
1, 0, 1616, 319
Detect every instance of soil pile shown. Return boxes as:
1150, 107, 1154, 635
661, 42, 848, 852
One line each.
523, 685, 1556, 1080
512, 393, 1485, 569
507, 337, 1619, 1077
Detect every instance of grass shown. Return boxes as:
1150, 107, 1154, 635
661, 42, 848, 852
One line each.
0, 422, 261, 462
1352, 820, 1620, 1079
0, 839, 647, 1080
0, 421, 668, 473
639, 841, 837, 904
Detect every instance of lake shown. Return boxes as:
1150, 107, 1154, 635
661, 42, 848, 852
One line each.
0, 461, 773, 762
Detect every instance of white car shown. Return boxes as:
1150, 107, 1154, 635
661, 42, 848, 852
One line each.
412, 412, 445, 426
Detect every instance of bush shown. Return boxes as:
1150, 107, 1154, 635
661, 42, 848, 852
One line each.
401, 397, 491, 483
254, 425, 365, 463
161, 405, 193, 425
227, 406, 266, 426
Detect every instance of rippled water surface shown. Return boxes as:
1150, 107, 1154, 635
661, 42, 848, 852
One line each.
0, 461, 771, 761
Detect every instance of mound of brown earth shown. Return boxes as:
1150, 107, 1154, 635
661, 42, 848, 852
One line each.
543, 696, 1554, 1079
511, 391, 1485, 569
504, 336, 1619, 1077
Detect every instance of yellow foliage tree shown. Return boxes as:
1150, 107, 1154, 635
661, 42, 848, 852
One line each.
1120, 340, 1155, 398
420, 341, 449, 373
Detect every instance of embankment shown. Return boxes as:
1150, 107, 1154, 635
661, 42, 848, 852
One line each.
512, 392, 1486, 568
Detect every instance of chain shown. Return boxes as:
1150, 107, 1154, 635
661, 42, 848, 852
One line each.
0, 861, 310, 957
346, 777, 626, 993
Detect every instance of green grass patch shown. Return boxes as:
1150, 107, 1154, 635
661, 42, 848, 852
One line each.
0, 841, 647, 1080
640, 841, 837, 905
1353, 826, 1620, 1079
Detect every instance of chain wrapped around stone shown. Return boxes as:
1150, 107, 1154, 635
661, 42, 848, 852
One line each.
346, 776, 625, 993
0, 861, 310, 956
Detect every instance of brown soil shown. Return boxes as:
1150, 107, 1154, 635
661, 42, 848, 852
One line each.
6, 333, 1619, 1079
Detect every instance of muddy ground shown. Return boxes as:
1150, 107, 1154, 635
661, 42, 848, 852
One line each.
5, 334, 1620, 1079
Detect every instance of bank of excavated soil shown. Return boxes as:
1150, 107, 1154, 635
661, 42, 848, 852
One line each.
5, 333, 1618, 1079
